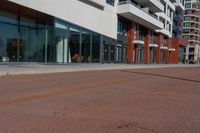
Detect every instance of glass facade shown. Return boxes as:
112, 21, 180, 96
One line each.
0, 11, 18, 62
0, 10, 54, 62
0, 7, 105, 63
54, 19, 102, 63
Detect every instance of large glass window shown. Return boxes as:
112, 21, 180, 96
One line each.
55, 20, 69, 63
0, 10, 54, 63
92, 33, 100, 62
69, 25, 80, 63
20, 17, 37, 62
117, 19, 128, 35
0, 11, 18, 62
81, 30, 91, 63
34, 21, 54, 62
0, 8, 103, 63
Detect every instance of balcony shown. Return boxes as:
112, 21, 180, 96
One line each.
132, 0, 164, 12
156, 12, 171, 22
173, 0, 184, 11
117, 1, 164, 30
134, 36, 144, 44
157, 29, 172, 37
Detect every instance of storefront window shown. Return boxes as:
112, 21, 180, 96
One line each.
0, 9, 54, 62
92, 33, 100, 62
0, 11, 18, 62
55, 20, 68, 63
69, 25, 80, 63
81, 30, 91, 63
20, 17, 37, 62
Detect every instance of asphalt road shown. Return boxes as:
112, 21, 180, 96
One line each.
0, 67, 200, 133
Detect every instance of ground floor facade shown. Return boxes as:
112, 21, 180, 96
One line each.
0, 1, 187, 64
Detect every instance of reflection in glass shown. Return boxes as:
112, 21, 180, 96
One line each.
55, 21, 69, 63
104, 44, 109, 63
81, 30, 91, 63
0, 11, 18, 62
0, 10, 54, 62
37, 23, 54, 62
110, 45, 115, 62
0, 23, 18, 62
92, 33, 100, 62
69, 26, 80, 63
20, 17, 37, 62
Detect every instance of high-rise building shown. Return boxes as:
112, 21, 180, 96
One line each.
0, 0, 187, 64
183, 0, 200, 63
171, 0, 188, 64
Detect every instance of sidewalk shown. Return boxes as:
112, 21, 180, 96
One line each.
0, 62, 199, 76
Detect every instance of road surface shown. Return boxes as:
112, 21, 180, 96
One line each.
0, 67, 200, 133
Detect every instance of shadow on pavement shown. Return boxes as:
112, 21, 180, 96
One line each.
120, 70, 200, 84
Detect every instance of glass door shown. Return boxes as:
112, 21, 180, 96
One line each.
116, 44, 123, 63
138, 46, 144, 64
110, 45, 115, 63
160, 50, 166, 64
104, 44, 109, 63
149, 47, 156, 64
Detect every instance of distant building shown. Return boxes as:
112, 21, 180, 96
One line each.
183, 0, 200, 63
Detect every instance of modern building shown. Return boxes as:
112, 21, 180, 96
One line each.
0, 0, 186, 64
171, 0, 189, 64
183, 0, 200, 63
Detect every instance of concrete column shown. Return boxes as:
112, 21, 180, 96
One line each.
127, 23, 134, 64
170, 39, 179, 64
144, 30, 150, 64
156, 34, 162, 64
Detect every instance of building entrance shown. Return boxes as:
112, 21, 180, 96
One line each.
103, 44, 115, 63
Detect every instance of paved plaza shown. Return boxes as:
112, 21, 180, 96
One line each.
0, 66, 200, 133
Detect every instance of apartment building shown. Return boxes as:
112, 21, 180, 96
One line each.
0, 0, 186, 64
171, 0, 189, 64
183, 0, 200, 63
